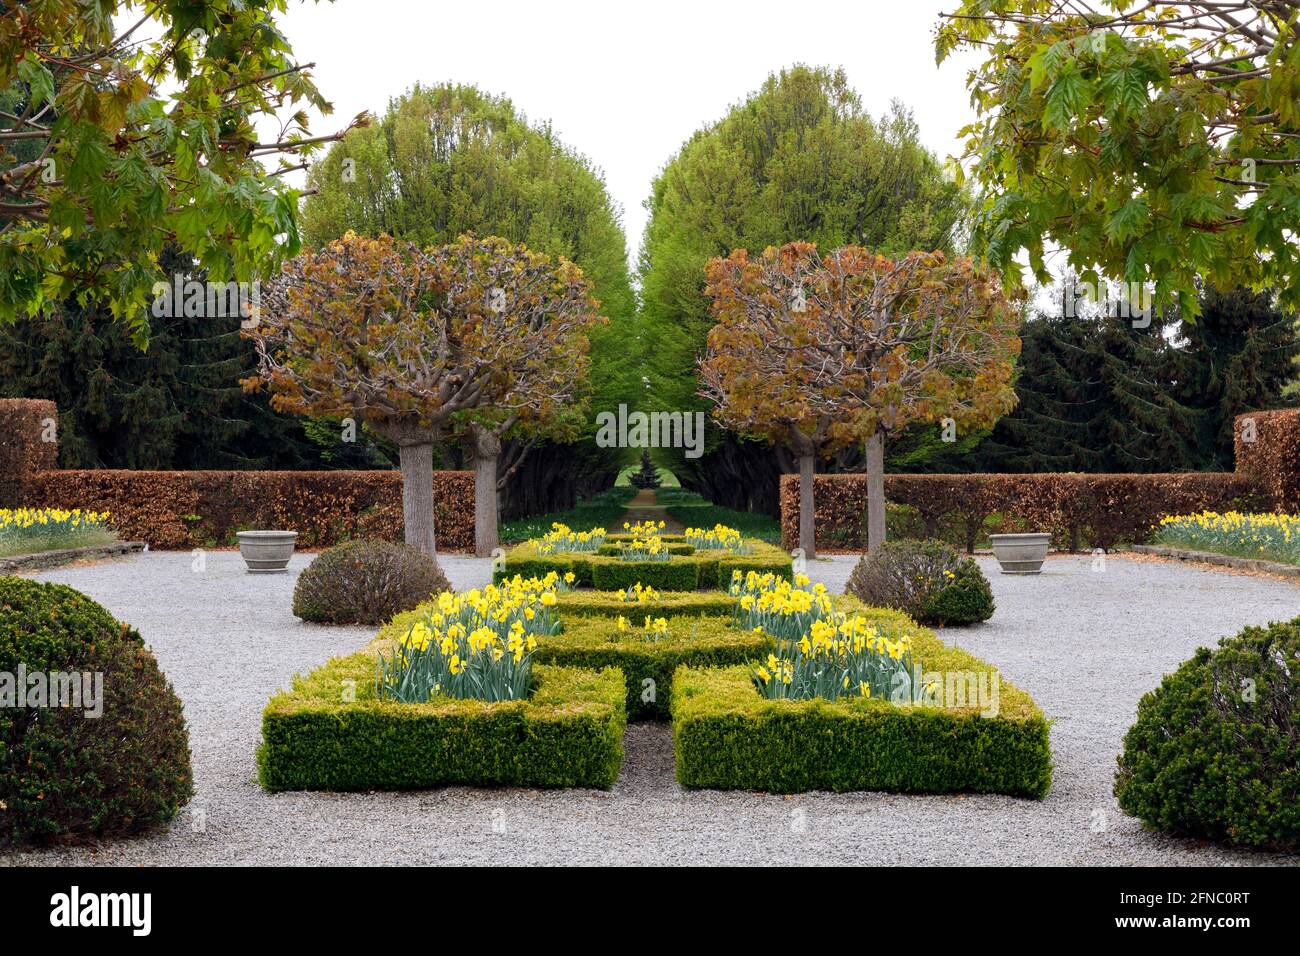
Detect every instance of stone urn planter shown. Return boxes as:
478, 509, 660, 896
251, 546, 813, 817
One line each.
236, 530, 298, 573
989, 533, 1051, 575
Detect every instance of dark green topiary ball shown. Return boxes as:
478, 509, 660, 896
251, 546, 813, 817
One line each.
1115, 618, 1300, 850
0, 576, 193, 846
293, 539, 452, 625
845, 539, 994, 626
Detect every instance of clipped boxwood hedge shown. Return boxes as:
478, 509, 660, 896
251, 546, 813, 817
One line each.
555, 590, 737, 619
590, 559, 701, 591
258, 653, 627, 791
532, 615, 772, 719
671, 606, 1052, 797
495, 540, 791, 591
596, 542, 696, 556
1114, 617, 1300, 849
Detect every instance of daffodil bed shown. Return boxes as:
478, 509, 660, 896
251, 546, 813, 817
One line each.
596, 542, 696, 556
379, 604, 766, 720
495, 539, 791, 591
0, 508, 117, 558
258, 655, 626, 791
671, 603, 1053, 797
261, 572, 1050, 794
1155, 511, 1300, 565
260, 578, 628, 790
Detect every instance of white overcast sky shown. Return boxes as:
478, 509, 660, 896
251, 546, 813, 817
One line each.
267, 0, 983, 265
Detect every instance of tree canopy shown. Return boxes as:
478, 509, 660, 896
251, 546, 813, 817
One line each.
975, 284, 1298, 472
637, 65, 971, 511
700, 242, 1019, 554
299, 82, 638, 426
0, 245, 352, 471
0, 0, 356, 345
937, 0, 1300, 319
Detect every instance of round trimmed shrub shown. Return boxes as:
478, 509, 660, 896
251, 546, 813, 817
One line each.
1114, 619, 1300, 850
0, 577, 192, 846
845, 539, 994, 626
293, 539, 451, 625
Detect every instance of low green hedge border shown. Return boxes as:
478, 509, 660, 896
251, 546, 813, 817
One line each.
495, 540, 791, 591
258, 654, 627, 791
671, 605, 1053, 797
531, 615, 772, 719
596, 542, 696, 556
555, 590, 738, 619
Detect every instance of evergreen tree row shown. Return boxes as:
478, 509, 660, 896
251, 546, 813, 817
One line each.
969, 286, 1297, 473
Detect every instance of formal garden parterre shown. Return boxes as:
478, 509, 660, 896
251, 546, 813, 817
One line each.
4, 1, 1300, 872
254, 545, 1053, 798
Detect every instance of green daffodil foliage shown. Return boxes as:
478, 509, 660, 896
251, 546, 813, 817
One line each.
0, 1, 363, 345
937, 1, 1300, 317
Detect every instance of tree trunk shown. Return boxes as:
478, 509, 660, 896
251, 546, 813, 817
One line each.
374, 420, 442, 557
798, 452, 817, 559
398, 442, 436, 556
471, 426, 502, 558
865, 429, 886, 555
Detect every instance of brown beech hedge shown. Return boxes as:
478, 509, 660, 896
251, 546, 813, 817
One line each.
0, 398, 57, 503
780, 471, 1268, 552
24, 469, 475, 551
1234, 409, 1300, 510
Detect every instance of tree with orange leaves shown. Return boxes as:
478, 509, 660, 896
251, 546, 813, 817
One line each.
700, 242, 1020, 557
245, 232, 604, 557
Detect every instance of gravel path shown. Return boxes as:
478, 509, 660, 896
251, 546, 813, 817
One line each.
3, 549, 1298, 866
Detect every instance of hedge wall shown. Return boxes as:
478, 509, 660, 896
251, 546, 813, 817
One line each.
0, 398, 477, 550
495, 540, 792, 591
780, 472, 1266, 552
0, 398, 57, 503
671, 606, 1053, 797
258, 655, 626, 791
23, 469, 475, 551
1234, 409, 1300, 511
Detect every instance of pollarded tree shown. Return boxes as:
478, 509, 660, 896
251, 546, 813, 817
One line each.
244, 232, 603, 556
429, 236, 605, 556
937, 1, 1300, 317
300, 83, 638, 512
700, 243, 1020, 556
639, 66, 971, 513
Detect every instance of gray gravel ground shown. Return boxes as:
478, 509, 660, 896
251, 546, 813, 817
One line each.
3, 548, 1298, 866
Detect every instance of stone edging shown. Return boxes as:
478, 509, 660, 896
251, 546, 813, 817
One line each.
1129, 543, 1300, 579
1, 541, 147, 573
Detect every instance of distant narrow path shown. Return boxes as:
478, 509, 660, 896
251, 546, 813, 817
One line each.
617, 488, 685, 533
